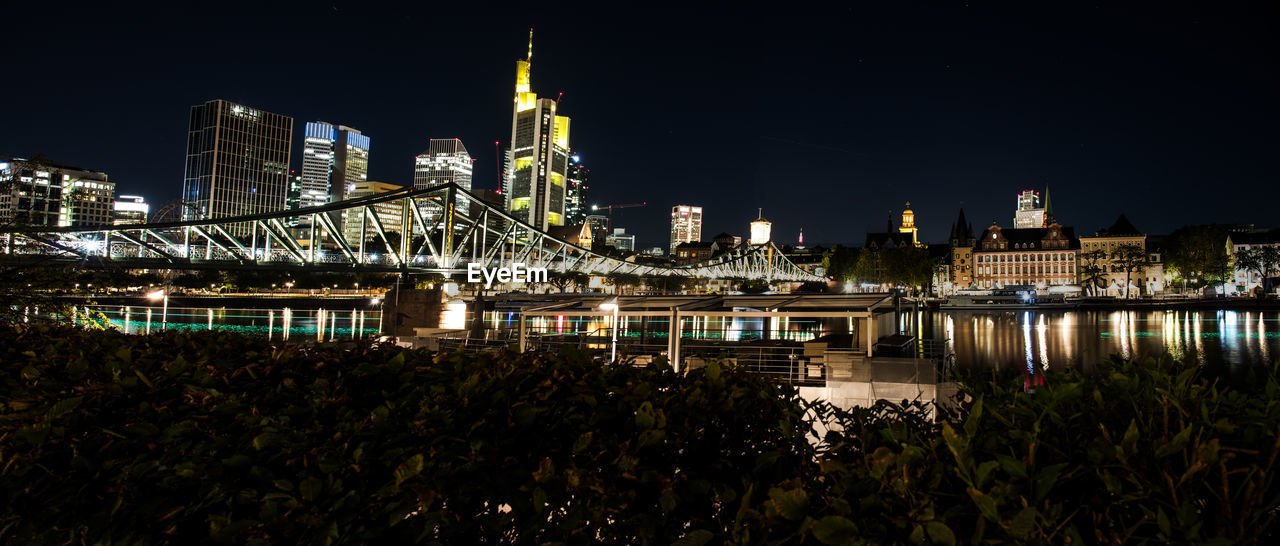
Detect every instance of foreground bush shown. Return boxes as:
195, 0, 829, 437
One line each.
745, 358, 1280, 544
2, 324, 1278, 543
0, 325, 815, 543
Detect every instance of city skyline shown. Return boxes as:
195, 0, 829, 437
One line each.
3, 3, 1277, 248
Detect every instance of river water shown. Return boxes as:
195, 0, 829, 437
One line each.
82, 303, 1278, 369
906, 309, 1279, 371
83, 304, 382, 341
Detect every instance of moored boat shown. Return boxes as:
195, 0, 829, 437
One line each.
941, 286, 1078, 310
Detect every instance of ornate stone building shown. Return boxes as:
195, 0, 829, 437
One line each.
945, 207, 977, 292
972, 220, 1078, 289
1078, 214, 1165, 296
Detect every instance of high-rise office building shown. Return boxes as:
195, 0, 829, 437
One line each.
0, 157, 114, 227
670, 205, 703, 252
503, 31, 571, 231
414, 138, 473, 217
330, 125, 370, 204
182, 100, 293, 235
1013, 189, 1045, 229
298, 123, 335, 212
284, 169, 303, 225
565, 153, 589, 226
298, 122, 369, 229
342, 181, 404, 246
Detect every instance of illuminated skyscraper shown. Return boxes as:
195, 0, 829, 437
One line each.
565, 153, 589, 225
414, 138, 473, 217
1013, 189, 1044, 229
330, 125, 370, 204
670, 205, 703, 252
182, 100, 292, 234
503, 30, 571, 230
284, 169, 303, 225
298, 123, 335, 212
297, 121, 368, 228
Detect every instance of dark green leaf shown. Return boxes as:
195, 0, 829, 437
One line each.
811, 515, 857, 545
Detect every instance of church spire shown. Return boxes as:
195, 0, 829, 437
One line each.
1041, 186, 1056, 227
951, 206, 972, 243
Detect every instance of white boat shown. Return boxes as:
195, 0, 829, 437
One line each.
941, 286, 1077, 310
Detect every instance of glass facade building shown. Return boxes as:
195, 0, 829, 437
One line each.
414, 138, 473, 218
565, 154, 589, 226
296, 121, 369, 228
181, 100, 293, 236
1013, 189, 1044, 229
332, 126, 370, 204
670, 205, 703, 253
503, 34, 571, 231
298, 122, 335, 212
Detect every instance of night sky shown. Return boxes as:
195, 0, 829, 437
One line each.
4, 2, 1277, 249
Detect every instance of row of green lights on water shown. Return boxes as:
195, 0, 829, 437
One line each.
101, 318, 382, 337
94, 309, 372, 321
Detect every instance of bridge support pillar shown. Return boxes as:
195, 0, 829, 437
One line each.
379, 287, 443, 338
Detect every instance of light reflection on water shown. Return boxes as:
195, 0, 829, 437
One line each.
508, 311, 853, 343
910, 310, 1280, 371
87, 305, 382, 341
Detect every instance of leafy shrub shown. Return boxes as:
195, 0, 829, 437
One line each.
738, 357, 1280, 544
3, 325, 1279, 544
0, 324, 815, 544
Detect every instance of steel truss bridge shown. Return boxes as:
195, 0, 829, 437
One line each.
1, 183, 824, 282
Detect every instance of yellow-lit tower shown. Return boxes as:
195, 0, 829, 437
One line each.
898, 201, 919, 246
503, 29, 571, 231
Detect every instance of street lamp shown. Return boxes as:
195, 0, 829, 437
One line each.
598, 297, 619, 363
146, 289, 168, 330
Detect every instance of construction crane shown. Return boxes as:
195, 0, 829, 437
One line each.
591, 202, 647, 232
